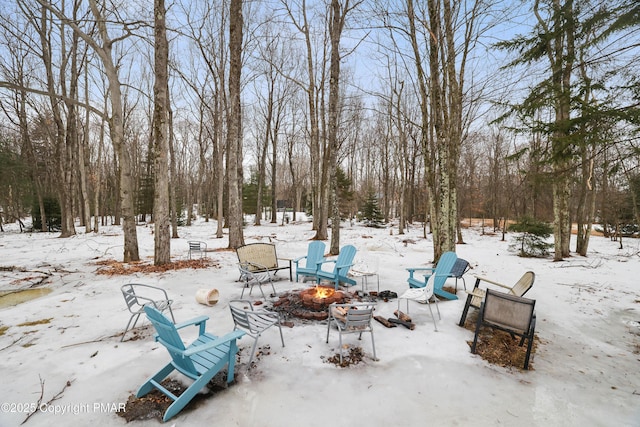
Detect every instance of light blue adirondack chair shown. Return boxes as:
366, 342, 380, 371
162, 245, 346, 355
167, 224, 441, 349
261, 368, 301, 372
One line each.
136, 306, 245, 422
315, 244, 357, 290
406, 251, 459, 300
293, 241, 326, 282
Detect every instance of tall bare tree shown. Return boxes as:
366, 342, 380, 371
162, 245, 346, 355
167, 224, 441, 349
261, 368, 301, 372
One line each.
227, 0, 244, 248
153, 0, 171, 264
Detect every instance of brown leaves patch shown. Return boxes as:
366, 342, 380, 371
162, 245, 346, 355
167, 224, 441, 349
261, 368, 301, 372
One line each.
95, 258, 218, 275
462, 314, 539, 370
325, 346, 366, 367
118, 373, 232, 422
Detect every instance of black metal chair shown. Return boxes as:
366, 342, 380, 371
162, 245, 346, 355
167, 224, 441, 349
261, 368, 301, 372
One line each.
471, 288, 537, 370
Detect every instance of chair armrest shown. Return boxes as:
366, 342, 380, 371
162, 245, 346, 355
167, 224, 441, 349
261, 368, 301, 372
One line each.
292, 255, 307, 263
316, 259, 337, 270
175, 315, 209, 336
472, 275, 510, 289
335, 262, 354, 269
466, 288, 485, 298
407, 267, 435, 279
183, 330, 247, 356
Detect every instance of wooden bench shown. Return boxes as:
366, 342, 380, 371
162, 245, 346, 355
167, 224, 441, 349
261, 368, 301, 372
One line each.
236, 243, 292, 281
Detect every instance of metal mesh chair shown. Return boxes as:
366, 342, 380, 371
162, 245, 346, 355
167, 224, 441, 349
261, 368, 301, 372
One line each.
229, 299, 285, 367
120, 283, 174, 342
326, 302, 377, 363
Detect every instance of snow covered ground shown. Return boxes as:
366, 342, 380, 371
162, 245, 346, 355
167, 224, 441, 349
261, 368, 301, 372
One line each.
0, 217, 639, 426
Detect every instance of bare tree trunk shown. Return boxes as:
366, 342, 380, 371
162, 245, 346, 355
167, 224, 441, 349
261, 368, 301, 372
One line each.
87, 0, 139, 261
152, 0, 171, 265
327, 0, 343, 255
270, 122, 278, 224
168, 106, 179, 239
34, 4, 75, 236
227, 0, 244, 249
92, 116, 105, 233
79, 62, 92, 233
256, 86, 272, 226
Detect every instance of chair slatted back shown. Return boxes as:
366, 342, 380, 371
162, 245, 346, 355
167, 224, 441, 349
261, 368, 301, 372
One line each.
122, 285, 138, 312
510, 271, 535, 297
434, 252, 457, 277
229, 304, 255, 333
345, 306, 374, 329
334, 245, 357, 274
306, 241, 326, 268
144, 306, 196, 375
483, 289, 535, 334
431, 251, 458, 291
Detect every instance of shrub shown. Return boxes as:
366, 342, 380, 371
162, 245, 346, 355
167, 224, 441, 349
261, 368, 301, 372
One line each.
508, 216, 553, 257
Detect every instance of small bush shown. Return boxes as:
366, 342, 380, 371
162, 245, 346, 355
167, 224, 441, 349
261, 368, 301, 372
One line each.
508, 216, 553, 257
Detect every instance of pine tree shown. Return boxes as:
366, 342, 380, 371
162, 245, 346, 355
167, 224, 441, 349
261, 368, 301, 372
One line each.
361, 191, 384, 228
508, 216, 553, 258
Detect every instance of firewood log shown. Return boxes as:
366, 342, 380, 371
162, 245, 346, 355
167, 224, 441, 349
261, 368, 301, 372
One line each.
374, 316, 397, 328
388, 317, 415, 330
393, 310, 412, 323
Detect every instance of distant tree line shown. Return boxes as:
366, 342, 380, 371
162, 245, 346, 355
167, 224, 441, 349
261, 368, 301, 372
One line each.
0, 0, 638, 262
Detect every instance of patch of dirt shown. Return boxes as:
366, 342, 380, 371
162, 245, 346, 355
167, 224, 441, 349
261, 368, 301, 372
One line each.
117, 371, 233, 422
17, 318, 52, 327
324, 346, 365, 368
462, 313, 539, 370
95, 258, 218, 275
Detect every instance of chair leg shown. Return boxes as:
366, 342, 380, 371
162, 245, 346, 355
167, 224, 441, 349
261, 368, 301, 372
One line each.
277, 323, 285, 348
166, 306, 176, 323
163, 359, 225, 422
269, 278, 277, 298
432, 296, 441, 319
426, 301, 438, 332
121, 313, 141, 342
370, 330, 377, 361
136, 362, 175, 398
240, 280, 247, 298
470, 305, 484, 354
523, 317, 536, 370
458, 294, 473, 327
326, 318, 331, 344
247, 336, 260, 367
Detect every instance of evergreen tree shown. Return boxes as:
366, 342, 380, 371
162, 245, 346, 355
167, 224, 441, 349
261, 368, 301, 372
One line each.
361, 191, 384, 228
508, 216, 553, 257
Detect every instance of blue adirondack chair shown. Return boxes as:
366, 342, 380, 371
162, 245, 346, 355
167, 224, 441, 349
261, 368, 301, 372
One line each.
136, 306, 245, 422
406, 251, 459, 300
315, 244, 357, 290
293, 241, 326, 282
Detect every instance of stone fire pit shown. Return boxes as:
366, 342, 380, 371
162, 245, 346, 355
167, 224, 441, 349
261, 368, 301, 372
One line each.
271, 285, 353, 321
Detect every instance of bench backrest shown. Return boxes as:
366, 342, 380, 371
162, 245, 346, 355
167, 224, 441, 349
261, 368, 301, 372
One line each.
237, 243, 278, 270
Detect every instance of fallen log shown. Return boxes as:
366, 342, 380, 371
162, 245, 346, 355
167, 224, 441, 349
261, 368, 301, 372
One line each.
388, 317, 415, 330
374, 316, 397, 328
393, 310, 412, 323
